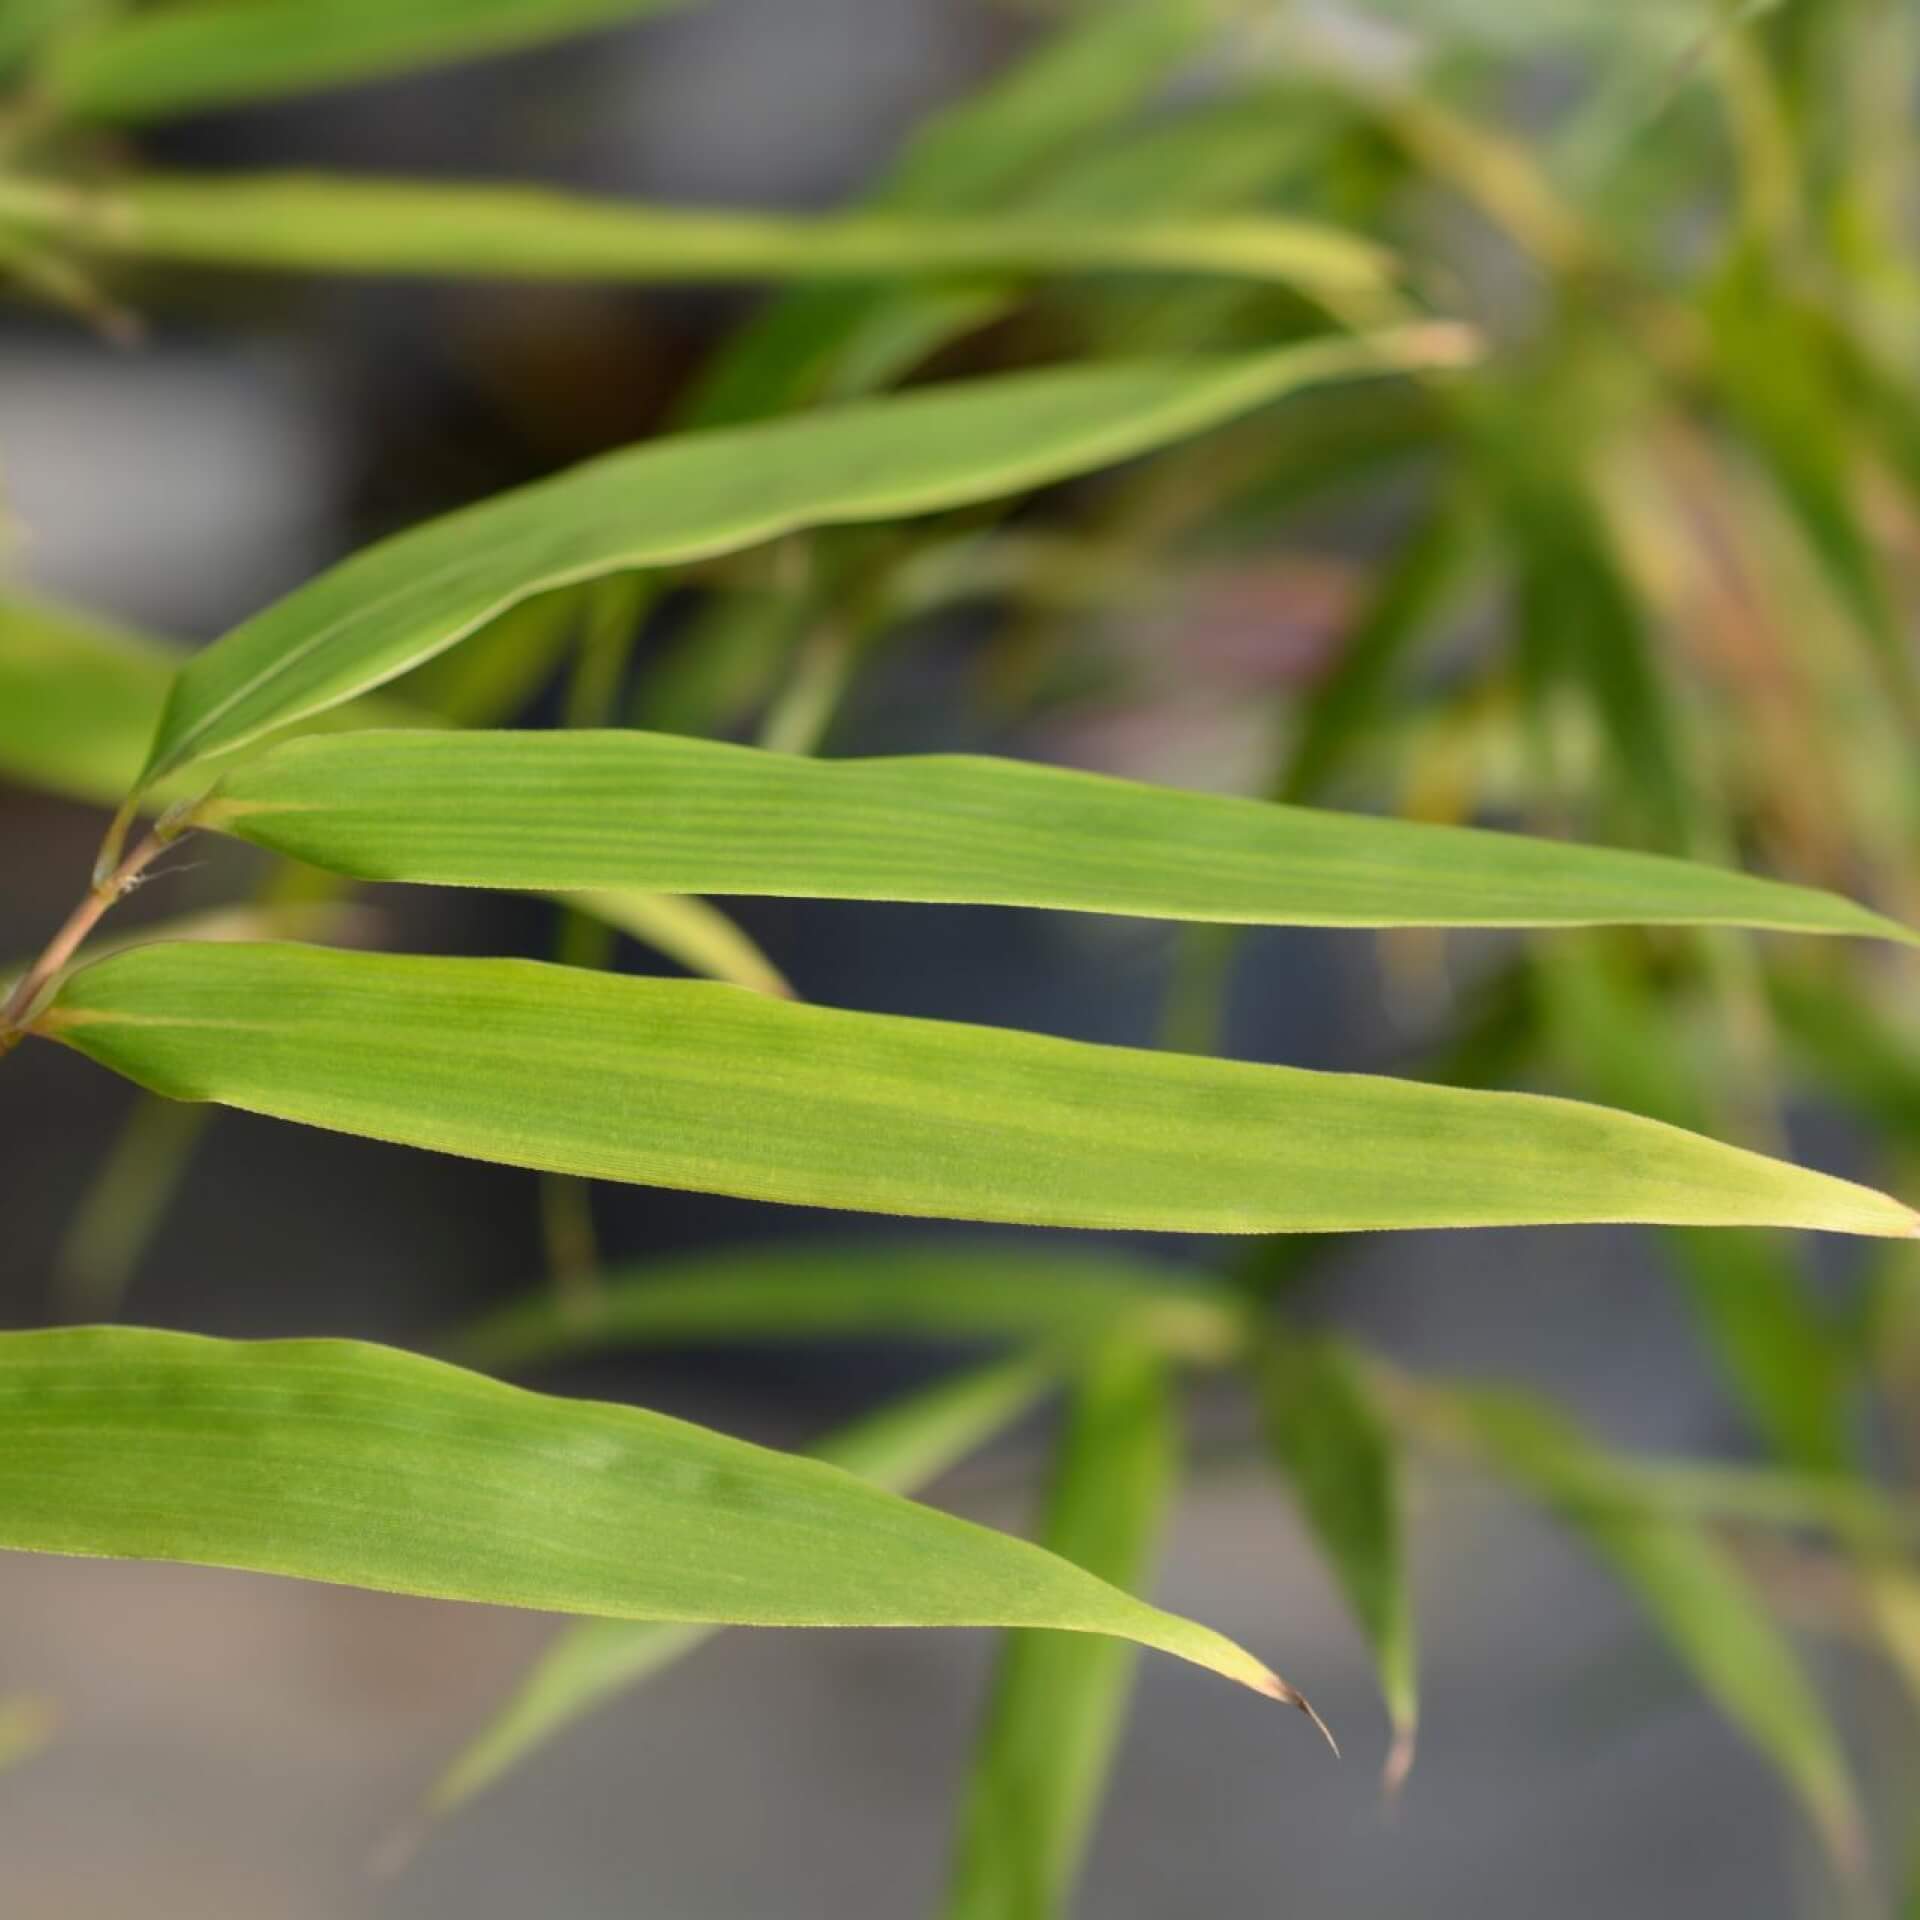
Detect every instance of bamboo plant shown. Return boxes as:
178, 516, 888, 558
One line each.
5, 0, 1920, 1909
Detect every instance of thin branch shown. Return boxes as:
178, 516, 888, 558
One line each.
0, 826, 183, 1041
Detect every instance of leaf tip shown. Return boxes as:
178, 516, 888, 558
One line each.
1255, 1670, 1339, 1757
1381, 1718, 1417, 1801
366, 1816, 425, 1882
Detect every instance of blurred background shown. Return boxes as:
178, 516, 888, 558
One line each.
4, 0, 1920, 1912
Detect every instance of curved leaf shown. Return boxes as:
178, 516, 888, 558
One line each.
127, 329, 1473, 793
202, 726, 1920, 944
0, 1327, 1294, 1701
455, 1240, 1242, 1373
425, 1354, 1057, 1821
45, 0, 694, 120
38, 941, 1919, 1238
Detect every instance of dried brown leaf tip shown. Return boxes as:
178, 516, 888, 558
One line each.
1256, 1670, 1340, 1758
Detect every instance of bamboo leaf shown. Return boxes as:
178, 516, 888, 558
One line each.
45, 0, 695, 120
127, 330, 1472, 794
424, 1354, 1057, 1822
943, 1339, 1181, 1920
0, 1327, 1296, 1701
1255, 1330, 1416, 1787
200, 726, 1920, 944
38, 942, 1920, 1238
455, 1240, 1242, 1374
7, 172, 1392, 300
1453, 1387, 1864, 1872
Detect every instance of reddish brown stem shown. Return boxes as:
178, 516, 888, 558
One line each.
0, 829, 178, 1040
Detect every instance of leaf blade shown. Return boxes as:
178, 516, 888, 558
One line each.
204, 726, 1920, 945
131, 331, 1471, 791
39, 941, 1919, 1239
427, 1353, 1057, 1819
0, 1327, 1285, 1697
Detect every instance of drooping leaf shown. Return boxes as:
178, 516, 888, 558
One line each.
198, 725, 1920, 944
455, 1240, 1242, 1374
38, 941, 1919, 1238
1255, 1330, 1416, 1786
44, 0, 696, 120
1452, 1386, 1863, 1871
425, 1353, 1057, 1821
14, 172, 1391, 300
0, 1327, 1296, 1701
943, 1339, 1181, 1920
127, 329, 1472, 794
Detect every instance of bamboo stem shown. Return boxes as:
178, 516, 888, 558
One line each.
0, 827, 181, 1042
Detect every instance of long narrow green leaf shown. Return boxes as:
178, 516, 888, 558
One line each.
1255, 1331, 1416, 1786
45, 0, 694, 120
943, 1338, 1181, 1920
0, 1327, 1297, 1701
38, 941, 1919, 1237
201, 726, 1920, 944
3, 173, 1392, 300
1453, 1387, 1863, 1871
127, 329, 1472, 794
455, 1241, 1242, 1373
425, 1353, 1056, 1821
